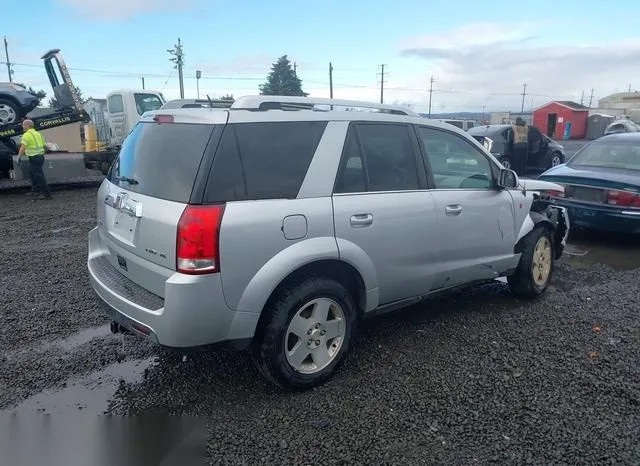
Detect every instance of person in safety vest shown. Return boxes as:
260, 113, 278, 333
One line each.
18, 119, 52, 200
511, 117, 529, 177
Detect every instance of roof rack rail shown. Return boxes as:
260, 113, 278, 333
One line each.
230, 95, 419, 116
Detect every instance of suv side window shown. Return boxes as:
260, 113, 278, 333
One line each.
417, 126, 495, 190
334, 123, 420, 193
205, 121, 327, 202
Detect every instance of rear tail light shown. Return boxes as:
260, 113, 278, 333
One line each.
606, 189, 640, 208
176, 204, 225, 274
545, 189, 565, 198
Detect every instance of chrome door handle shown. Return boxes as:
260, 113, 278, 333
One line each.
445, 204, 462, 216
350, 213, 373, 227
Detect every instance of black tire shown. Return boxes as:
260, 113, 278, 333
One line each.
508, 225, 555, 299
251, 276, 357, 390
546, 151, 563, 169
499, 156, 514, 171
0, 98, 22, 125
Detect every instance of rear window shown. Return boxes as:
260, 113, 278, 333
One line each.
569, 140, 640, 171
107, 122, 214, 202
134, 93, 164, 115
204, 121, 327, 202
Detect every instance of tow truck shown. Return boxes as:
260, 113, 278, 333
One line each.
0, 49, 116, 190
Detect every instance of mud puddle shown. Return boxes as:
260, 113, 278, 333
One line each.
0, 357, 157, 417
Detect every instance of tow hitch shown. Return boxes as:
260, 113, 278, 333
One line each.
110, 321, 131, 335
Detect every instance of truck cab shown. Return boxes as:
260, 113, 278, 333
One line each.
106, 89, 165, 148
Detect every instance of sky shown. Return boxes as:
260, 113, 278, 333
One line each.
3, 0, 640, 113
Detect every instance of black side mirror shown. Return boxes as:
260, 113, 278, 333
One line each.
498, 168, 519, 189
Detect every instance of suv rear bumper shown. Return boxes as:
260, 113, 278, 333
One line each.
87, 227, 258, 349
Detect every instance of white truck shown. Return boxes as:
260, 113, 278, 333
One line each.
105, 89, 166, 148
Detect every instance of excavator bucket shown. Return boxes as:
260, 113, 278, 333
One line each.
41, 49, 85, 113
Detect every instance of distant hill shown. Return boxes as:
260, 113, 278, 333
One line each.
417, 112, 486, 120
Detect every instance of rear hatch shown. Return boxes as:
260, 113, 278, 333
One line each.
95, 110, 228, 297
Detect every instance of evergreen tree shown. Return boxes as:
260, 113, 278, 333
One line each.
259, 55, 308, 96
27, 87, 47, 106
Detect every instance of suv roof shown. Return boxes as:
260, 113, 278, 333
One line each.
144, 95, 469, 133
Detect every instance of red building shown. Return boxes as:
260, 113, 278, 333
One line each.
532, 101, 589, 140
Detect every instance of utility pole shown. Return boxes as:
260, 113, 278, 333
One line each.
428, 76, 434, 118
481, 105, 486, 123
196, 70, 201, 99
293, 61, 297, 77
629, 84, 632, 93
167, 38, 185, 98
3, 36, 13, 82
588, 88, 594, 108
329, 62, 334, 99
580, 90, 584, 106
141, 77, 145, 89
520, 82, 527, 113
377, 64, 388, 104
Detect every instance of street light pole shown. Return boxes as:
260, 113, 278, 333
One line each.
196, 70, 201, 99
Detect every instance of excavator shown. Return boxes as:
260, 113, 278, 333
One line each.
0, 49, 112, 190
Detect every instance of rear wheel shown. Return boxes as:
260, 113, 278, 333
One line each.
508, 225, 555, 298
499, 156, 513, 171
547, 151, 563, 169
0, 98, 21, 125
251, 276, 357, 390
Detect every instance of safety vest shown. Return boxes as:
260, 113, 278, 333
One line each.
22, 128, 46, 157
513, 124, 528, 144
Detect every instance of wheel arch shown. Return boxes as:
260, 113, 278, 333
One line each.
252, 259, 370, 340
514, 211, 555, 254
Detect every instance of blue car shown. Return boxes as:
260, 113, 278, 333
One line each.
537, 133, 640, 234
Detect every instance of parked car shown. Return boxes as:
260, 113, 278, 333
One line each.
603, 119, 640, 136
0, 82, 40, 126
538, 132, 640, 234
468, 124, 565, 172
87, 96, 569, 390
437, 119, 478, 131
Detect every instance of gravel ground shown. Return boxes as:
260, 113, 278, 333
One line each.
1, 186, 639, 465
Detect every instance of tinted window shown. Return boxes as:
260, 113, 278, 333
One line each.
205, 121, 327, 202
355, 123, 420, 192
569, 140, 640, 171
334, 130, 367, 194
107, 94, 124, 113
107, 122, 214, 202
134, 93, 164, 115
418, 127, 494, 189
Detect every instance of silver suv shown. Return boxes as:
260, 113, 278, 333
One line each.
87, 96, 570, 390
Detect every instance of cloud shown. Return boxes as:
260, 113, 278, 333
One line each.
398, 22, 640, 112
56, 0, 199, 20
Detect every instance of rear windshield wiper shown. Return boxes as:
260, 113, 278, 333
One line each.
113, 176, 139, 185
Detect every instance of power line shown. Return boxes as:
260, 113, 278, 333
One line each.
377, 64, 388, 104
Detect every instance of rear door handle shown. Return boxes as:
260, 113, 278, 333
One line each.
445, 204, 463, 216
350, 213, 373, 227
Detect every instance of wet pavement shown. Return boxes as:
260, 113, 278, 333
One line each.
1, 185, 639, 464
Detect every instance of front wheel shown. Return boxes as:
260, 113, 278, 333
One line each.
251, 276, 357, 390
0, 98, 21, 126
508, 225, 555, 299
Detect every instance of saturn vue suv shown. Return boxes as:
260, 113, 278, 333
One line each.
87, 95, 570, 390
